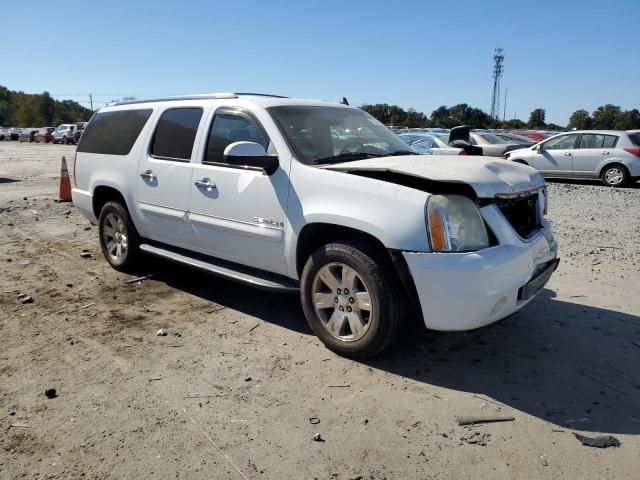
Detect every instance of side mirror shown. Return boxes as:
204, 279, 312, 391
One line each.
223, 141, 279, 175
535, 144, 544, 152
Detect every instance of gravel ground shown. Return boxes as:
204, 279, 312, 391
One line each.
0, 142, 639, 479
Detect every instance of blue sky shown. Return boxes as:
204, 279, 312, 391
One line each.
3, 0, 639, 125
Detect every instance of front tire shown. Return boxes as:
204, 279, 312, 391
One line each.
601, 165, 629, 187
98, 201, 141, 272
300, 240, 405, 358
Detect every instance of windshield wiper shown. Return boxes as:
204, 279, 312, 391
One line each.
313, 152, 383, 165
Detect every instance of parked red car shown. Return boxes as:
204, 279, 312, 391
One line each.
35, 127, 55, 143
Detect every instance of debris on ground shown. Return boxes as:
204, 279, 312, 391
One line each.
312, 433, 325, 442
457, 415, 515, 426
574, 433, 621, 448
45, 388, 57, 399
125, 274, 153, 285
80, 250, 92, 258
459, 431, 490, 446
156, 328, 167, 336
17, 293, 33, 304
10, 422, 32, 429
309, 417, 321, 425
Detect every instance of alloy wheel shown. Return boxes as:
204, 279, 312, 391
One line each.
604, 167, 624, 186
311, 262, 373, 342
102, 212, 128, 262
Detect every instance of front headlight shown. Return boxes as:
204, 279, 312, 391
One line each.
427, 194, 489, 252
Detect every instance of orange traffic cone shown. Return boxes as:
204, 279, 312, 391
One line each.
57, 156, 72, 202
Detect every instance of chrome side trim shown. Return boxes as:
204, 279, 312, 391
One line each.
138, 202, 188, 220
139, 243, 298, 292
189, 211, 284, 243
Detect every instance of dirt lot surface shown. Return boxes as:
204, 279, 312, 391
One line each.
1, 142, 639, 479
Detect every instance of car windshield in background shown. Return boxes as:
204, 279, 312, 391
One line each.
477, 133, 509, 144
268, 106, 414, 165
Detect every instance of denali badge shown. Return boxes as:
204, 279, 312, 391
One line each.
253, 217, 284, 228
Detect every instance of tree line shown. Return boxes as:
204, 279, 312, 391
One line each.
0, 85, 93, 127
361, 102, 640, 131
567, 105, 640, 131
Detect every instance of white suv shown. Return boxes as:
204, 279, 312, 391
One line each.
52, 124, 76, 144
506, 130, 640, 187
72, 93, 558, 357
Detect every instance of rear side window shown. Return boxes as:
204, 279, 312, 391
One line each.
151, 108, 203, 161
578, 134, 618, 149
628, 133, 640, 146
77, 109, 152, 155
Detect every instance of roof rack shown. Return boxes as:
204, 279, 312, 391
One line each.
109, 93, 238, 106
235, 92, 289, 98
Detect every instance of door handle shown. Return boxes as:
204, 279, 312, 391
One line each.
601, 151, 610, 155
139, 170, 157, 180
563, 152, 572, 156
194, 178, 216, 191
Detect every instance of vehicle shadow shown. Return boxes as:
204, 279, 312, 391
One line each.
367, 288, 640, 435
144, 258, 312, 336
138, 259, 639, 435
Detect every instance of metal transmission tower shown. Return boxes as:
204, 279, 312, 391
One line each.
490, 48, 505, 120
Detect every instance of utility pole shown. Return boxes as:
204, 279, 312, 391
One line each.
503, 88, 508, 121
490, 48, 505, 120
89, 93, 93, 110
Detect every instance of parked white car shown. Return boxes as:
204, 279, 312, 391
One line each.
506, 130, 640, 187
52, 124, 76, 144
398, 132, 464, 155
72, 93, 558, 357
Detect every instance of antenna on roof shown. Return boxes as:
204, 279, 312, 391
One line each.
341, 97, 349, 105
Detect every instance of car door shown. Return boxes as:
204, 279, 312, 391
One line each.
533, 133, 578, 176
188, 106, 290, 275
135, 106, 205, 248
572, 133, 618, 179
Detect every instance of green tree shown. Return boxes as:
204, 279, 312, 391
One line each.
39, 92, 55, 125
613, 109, 640, 130
568, 109, 592, 130
430, 105, 451, 128
14, 95, 40, 126
528, 108, 546, 128
591, 104, 621, 129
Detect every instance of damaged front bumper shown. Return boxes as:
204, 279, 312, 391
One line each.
403, 205, 558, 331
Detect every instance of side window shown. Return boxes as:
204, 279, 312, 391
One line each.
543, 134, 577, 150
578, 134, 618, 149
77, 109, 153, 155
602, 135, 617, 148
150, 108, 203, 161
204, 111, 269, 165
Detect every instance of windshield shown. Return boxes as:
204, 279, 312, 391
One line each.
268, 106, 414, 165
476, 133, 509, 144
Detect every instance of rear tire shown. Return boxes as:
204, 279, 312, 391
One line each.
601, 165, 629, 187
98, 201, 142, 272
300, 239, 405, 358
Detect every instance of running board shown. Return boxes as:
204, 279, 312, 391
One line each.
139, 243, 299, 293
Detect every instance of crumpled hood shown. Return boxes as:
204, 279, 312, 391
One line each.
324, 155, 545, 198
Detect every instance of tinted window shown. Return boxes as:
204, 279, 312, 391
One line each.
578, 134, 618, 149
204, 112, 269, 165
77, 109, 152, 155
543, 134, 577, 150
630, 133, 640, 146
151, 108, 203, 161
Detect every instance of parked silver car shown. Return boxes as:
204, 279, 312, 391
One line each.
506, 130, 640, 187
